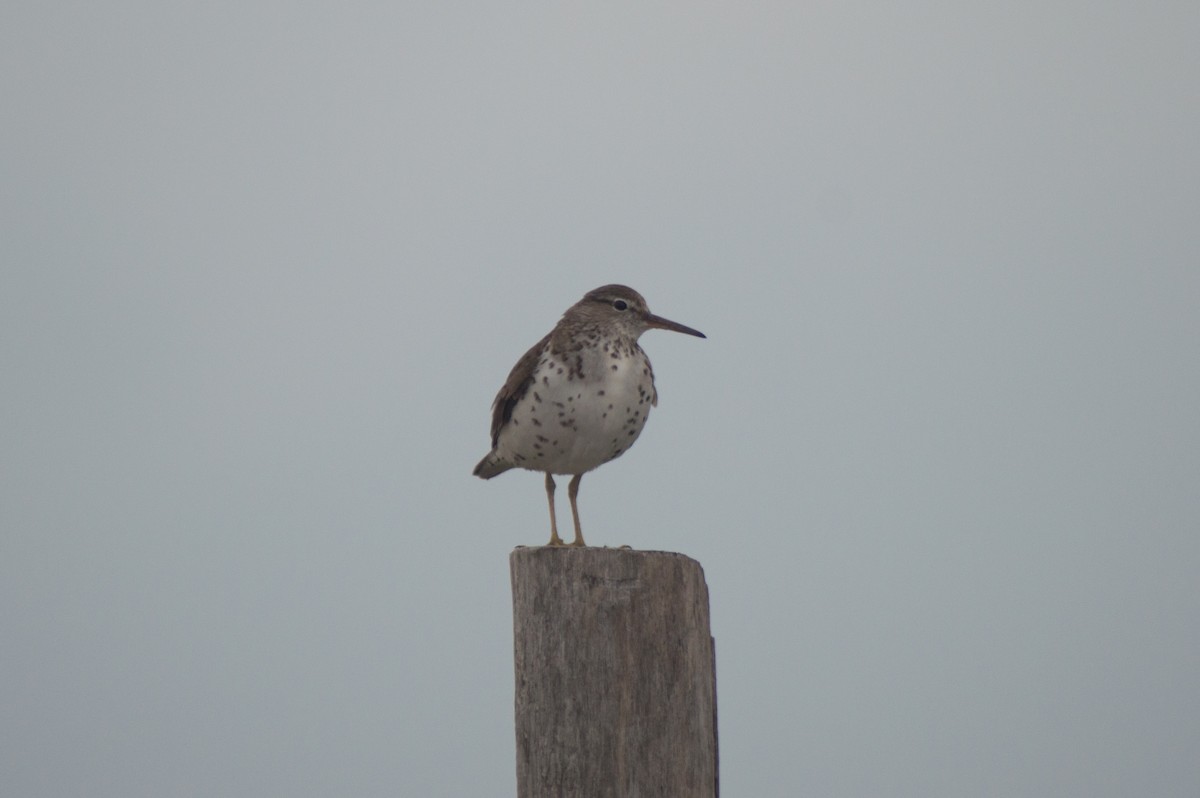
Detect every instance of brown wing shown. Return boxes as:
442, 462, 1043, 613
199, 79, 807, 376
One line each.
489, 332, 551, 448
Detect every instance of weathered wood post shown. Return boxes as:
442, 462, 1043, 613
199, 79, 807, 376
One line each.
511, 547, 717, 797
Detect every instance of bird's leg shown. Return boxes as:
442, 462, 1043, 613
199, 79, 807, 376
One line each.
544, 472, 565, 546
567, 473, 586, 547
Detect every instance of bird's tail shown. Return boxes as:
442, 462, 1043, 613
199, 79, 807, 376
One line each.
473, 452, 512, 479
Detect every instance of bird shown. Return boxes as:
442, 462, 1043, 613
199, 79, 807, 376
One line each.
473, 284, 705, 546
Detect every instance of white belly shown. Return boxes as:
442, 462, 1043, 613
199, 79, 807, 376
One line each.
496, 347, 656, 475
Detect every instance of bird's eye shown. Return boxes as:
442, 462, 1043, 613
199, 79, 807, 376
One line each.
612, 300, 628, 311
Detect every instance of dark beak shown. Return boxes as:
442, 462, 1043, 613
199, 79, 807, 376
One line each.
644, 313, 706, 339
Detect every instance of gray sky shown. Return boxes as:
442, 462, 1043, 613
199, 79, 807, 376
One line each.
3, 3, 1198, 796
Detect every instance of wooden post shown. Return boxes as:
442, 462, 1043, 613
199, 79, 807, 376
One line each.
511, 547, 717, 798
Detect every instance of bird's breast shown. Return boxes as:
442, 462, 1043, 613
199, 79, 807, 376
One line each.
497, 345, 657, 474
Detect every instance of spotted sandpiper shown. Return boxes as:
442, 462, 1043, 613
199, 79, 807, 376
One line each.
473, 284, 705, 547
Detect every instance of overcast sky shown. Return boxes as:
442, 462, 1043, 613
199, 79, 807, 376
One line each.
3, 3, 1198, 796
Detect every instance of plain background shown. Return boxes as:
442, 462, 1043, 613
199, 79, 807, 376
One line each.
3, 3, 1198, 796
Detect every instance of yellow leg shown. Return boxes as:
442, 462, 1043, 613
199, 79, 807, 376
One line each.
567, 473, 586, 547
544, 473, 565, 546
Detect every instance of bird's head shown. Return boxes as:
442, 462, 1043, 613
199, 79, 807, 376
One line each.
567, 284, 706, 341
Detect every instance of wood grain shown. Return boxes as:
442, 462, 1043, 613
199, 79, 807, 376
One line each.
511, 547, 717, 797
